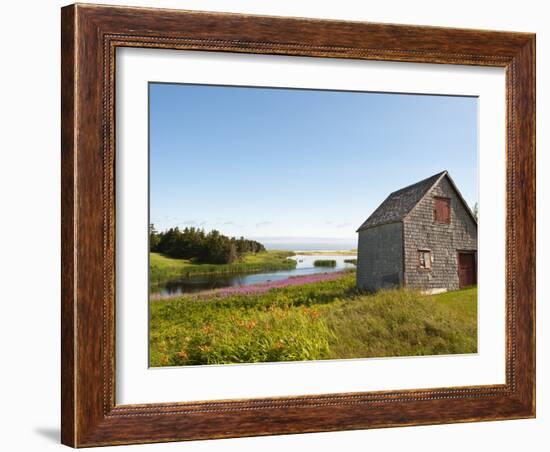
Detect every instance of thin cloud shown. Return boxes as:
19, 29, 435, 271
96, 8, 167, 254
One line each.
256, 221, 272, 228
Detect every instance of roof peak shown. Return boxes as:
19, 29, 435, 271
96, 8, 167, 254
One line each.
356, 171, 449, 232
389, 170, 447, 196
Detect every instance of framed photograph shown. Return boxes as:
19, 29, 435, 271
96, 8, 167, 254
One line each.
61, 3, 535, 447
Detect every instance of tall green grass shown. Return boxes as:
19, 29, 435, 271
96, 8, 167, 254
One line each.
313, 259, 337, 267
149, 273, 477, 366
323, 288, 477, 358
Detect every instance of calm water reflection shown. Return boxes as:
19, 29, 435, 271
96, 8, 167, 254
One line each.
152, 254, 356, 296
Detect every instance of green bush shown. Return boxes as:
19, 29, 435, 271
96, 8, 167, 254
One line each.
313, 259, 337, 267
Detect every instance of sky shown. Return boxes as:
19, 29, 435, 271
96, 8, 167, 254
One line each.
149, 83, 477, 246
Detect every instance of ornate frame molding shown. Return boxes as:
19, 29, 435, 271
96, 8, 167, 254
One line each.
62, 4, 535, 447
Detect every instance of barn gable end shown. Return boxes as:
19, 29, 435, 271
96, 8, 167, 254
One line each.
356, 171, 477, 292
403, 174, 477, 291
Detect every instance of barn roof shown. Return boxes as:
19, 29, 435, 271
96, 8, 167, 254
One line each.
356, 170, 448, 232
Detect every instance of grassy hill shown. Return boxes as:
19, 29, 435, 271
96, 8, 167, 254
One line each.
150, 251, 296, 284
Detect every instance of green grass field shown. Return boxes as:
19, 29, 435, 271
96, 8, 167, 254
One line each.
150, 251, 296, 284
149, 272, 477, 366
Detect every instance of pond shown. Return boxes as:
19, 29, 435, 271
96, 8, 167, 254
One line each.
151, 254, 356, 296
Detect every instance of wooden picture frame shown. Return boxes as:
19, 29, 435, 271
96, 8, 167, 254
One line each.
61, 3, 535, 447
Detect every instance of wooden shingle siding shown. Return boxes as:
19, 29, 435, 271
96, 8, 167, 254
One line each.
403, 177, 477, 290
356, 222, 404, 291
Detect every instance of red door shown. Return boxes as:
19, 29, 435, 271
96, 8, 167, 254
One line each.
458, 252, 476, 288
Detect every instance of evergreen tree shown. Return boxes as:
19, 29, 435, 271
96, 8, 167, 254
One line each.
151, 226, 265, 264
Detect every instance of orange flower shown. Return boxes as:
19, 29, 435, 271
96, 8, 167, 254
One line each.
245, 320, 257, 330
176, 350, 188, 360
309, 309, 320, 319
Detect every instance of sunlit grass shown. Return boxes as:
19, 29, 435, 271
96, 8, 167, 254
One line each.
150, 273, 477, 366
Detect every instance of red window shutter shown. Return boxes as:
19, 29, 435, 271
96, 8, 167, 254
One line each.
433, 197, 450, 223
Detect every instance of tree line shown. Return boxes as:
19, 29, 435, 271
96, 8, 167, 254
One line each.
149, 225, 266, 264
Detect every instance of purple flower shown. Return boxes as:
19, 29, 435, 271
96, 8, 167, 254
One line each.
150, 271, 350, 301
211, 271, 347, 298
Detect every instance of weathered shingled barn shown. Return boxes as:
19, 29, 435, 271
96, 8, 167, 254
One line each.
356, 171, 477, 292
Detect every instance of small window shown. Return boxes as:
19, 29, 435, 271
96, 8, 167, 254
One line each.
418, 250, 432, 270
433, 197, 451, 224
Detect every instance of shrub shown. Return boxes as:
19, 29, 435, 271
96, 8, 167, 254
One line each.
313, 259, 337, 267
